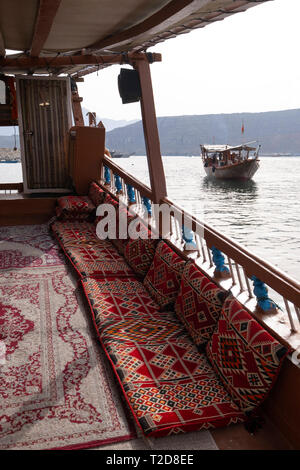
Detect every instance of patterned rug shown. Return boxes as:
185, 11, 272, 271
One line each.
0, 224, 135, 450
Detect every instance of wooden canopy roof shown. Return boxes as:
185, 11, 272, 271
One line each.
0, 0, 270, 76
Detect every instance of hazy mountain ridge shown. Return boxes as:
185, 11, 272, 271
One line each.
105, 109, 300, 155
0, 112, 137, 152
2, 108, 300, 156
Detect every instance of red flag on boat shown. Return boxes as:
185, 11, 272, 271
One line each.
241, 121, 245, 134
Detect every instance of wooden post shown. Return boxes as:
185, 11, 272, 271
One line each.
133, 58, 167, 204
71, 90, 84, 126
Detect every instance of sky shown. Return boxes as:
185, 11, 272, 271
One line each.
77, 0, 300, 122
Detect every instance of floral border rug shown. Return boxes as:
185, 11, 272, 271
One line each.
0, 224, 135, 450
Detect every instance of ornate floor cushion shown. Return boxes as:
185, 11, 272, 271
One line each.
206, 295, 289, 414
123, 376, 245, 437
51, 221, 99, 246
175, 261, 229, 347
124, 220, 159, 278
143, 240, 186, 309
88, 181, 106, 207
109, 203, 137, 255
81, 272, 246, 437
100, 315, 188, 347
56, 195, 96, 221
50, 197, 287, 439
64, 242, 135, 278
95, 193, 119, 225
105, 339, 218, 385
81, 276, 162, 325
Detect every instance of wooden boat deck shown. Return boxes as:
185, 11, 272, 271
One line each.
0, 218, 296, 450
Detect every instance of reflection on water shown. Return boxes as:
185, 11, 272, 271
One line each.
118, 156, 300, 279
202, 176, 258, 197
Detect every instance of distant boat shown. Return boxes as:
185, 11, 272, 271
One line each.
110, 150, 134, 158
200, 142, 260, 180
0, 159, 19, 163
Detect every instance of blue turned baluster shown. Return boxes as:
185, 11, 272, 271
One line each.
104, 165, 111, 185
126, 184, 136, 204
142, 196, 152, 216
182, 225, 197, 251
211, 245, 230, 277
114, 174, 123, 194
251, 275, 278, 312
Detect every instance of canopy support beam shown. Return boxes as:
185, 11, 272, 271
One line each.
0, 52, 161, 73
30, 0, 62, 57
133, 56, 167, 204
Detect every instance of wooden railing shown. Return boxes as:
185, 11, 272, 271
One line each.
0, 182, 23, 194
101, 156, 300, 349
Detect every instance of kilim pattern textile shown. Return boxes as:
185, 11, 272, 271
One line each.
88, 182, 106, 207
0, 225, 134, 449
51, 221, 100, 247
206, 296, 289, 413
82, 276, 246, 437
51, 221, 135, 278
100, 316, 189, 347
64, 242, 135, 278
81, 276, 163, 324
56, 195, 95, 221
124, 220, 159, 278
109, 203, 137, 255
95, 193, 119, 224
143, 240, 186, 310
123, 378, 245, 438
175, 262, 229, 346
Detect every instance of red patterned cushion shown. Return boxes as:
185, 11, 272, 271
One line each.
143, 240, 186, 309
64, 242, 135, 278
109, 204, 137, 255
124, 220, 158, 278
81, 276, 162, 325
51, 221, 99, 246
56, 195, 95, 221
175, 262, 228, 346
101, 316, 188, 347
82, 277, 245, 438
95, 193, 119, 226
123, 377, 245, 437
206, 296, 289, 413
88, 182, 106, 207
105, 340, 218, 384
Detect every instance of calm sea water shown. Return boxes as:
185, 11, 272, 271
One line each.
1, 156, 299, 280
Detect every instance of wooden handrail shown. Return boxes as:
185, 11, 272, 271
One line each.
162, 197, 300, 307
100, 159, 300, 308
102, 156, 153, 200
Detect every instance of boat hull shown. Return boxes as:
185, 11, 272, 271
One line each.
204, 158, 259, 180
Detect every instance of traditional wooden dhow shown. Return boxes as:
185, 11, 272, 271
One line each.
201, 143, 260, 180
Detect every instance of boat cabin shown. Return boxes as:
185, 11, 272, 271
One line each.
0, 0, 299, 451
201, 143, 259, 168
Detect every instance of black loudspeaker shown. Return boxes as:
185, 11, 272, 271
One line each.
118, 68, 141, 104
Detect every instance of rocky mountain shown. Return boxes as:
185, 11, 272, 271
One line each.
2, 108, 300, 155
105, 109, 300, 156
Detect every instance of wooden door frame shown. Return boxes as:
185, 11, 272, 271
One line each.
16, 75, 73, 193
